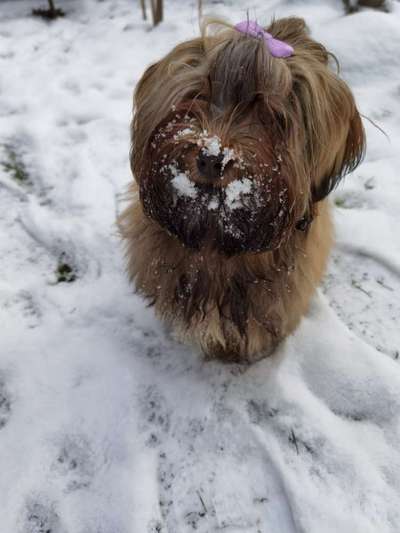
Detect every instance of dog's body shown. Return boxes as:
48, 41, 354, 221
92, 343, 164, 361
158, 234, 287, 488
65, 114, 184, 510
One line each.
119, 17, 365, 363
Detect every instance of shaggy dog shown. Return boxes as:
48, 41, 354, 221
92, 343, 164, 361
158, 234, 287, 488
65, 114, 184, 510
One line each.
119, 17, 365, 363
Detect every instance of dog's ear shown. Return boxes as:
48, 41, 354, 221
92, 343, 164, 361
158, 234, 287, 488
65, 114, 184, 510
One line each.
313, 108, 365, 202
134, 62, 160, 106
270, 18, 366, 203
134, 38, 205, 113
131, 39, 205, 181
130, 60, 162, 180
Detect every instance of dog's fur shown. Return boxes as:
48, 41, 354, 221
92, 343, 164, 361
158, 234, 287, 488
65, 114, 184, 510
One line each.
119, 17, 365, 363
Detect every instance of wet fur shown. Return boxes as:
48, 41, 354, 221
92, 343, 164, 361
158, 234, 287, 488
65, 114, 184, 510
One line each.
119, 17, 365, 363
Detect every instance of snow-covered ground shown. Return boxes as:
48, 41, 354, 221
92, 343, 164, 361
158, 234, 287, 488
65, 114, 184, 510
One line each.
1, 0, 400, 531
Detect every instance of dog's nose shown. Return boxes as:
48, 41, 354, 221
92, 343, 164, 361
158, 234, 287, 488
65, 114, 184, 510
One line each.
197, 151, 223, 181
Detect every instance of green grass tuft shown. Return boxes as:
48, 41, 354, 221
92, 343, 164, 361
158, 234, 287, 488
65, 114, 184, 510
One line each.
56, 254, 77, 283
1, 144, 30, 184
334, 196, 346, 207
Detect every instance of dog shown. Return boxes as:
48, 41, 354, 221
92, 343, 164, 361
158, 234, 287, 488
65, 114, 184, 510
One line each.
119, 17, 365, 363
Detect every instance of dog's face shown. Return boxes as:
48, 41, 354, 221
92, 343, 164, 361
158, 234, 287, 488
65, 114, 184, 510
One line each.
131, 17, 365, 256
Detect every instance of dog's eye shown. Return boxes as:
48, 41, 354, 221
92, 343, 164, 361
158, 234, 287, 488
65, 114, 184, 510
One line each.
195, 94, 208, 102
252, 93, 263, 104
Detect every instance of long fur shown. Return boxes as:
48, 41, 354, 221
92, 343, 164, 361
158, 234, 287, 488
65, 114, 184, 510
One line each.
119, 17, 365, 363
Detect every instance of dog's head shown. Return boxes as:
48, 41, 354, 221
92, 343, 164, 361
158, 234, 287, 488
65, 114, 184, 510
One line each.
131, 17, 365, 256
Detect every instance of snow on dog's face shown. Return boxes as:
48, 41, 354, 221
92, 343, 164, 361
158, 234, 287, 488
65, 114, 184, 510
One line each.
131, 17, 365, 255
138, 104, 293, 254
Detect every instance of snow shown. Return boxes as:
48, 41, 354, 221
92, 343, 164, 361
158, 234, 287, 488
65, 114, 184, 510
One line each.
173, 127, 194, 140
200, 134, 221, 156
222, 146, 236, 168
225, 177, 253, 209
1, 0, 400, 532
208, 196, 219, 210
198, 132, 237, 166
169, 164, 198, 199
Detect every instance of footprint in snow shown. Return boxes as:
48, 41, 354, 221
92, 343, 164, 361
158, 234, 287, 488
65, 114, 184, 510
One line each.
51, 434, 95, 492
0, 377, 11, 429
157, 451, 211, 530
324, 250, 400, 359
147, 519, 165, 533
139, 386, 171, 447
22, 499, 65, 533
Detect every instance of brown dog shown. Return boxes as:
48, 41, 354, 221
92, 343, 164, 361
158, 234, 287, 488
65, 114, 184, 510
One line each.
119, 17, 365, 363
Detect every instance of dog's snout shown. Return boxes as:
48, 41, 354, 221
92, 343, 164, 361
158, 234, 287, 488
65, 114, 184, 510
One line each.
197, 151, 223, 181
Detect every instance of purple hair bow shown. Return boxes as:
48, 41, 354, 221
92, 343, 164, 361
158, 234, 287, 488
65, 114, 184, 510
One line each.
234, 20, 294, 58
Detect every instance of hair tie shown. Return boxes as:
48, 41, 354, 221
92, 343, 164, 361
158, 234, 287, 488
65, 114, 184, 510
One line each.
234, 20, 294, 58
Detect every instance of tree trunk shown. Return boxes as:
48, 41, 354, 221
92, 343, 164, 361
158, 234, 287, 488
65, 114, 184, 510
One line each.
150, 0, 163, 26
140, 0, 147, 20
